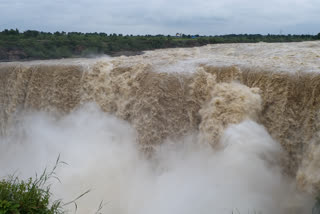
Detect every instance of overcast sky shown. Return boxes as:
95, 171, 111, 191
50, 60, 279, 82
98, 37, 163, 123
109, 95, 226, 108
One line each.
0, 0, 319, 35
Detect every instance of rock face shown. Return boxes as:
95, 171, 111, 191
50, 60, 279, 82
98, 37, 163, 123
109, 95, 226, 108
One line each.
0, 48, 7, 60
0, 48, 28, 61
7, 49, 27, 61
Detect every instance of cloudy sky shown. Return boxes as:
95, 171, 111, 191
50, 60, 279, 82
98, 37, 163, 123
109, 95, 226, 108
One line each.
0, 0, 319, 35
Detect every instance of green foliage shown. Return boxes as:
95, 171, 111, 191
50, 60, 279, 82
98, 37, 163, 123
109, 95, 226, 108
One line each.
0, 29, 319, 61
0, 155, 96, 214
313, 194, 320, 214
0, 157, 65, 214
0, 200, 20, 214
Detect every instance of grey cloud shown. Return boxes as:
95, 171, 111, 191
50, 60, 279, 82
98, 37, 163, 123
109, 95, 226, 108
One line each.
0, 0, 319, 34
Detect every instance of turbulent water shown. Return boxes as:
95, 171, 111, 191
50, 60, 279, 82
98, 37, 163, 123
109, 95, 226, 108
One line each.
1, 41, 320, 213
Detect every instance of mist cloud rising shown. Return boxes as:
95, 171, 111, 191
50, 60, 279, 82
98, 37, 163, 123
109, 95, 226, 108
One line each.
1, 0, 320, 35
0, 104, 313, 214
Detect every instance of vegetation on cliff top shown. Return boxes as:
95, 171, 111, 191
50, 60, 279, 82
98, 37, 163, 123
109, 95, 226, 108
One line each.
0, 29, 319, 61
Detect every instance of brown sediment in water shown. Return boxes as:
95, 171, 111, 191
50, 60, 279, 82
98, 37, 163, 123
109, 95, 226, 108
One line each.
81, 63, 200, 149
1, 59, 320, 194
203, 66, 320, 178
240, 69, 320, 177
198, 81, 262, 147
0, 65, 83, 135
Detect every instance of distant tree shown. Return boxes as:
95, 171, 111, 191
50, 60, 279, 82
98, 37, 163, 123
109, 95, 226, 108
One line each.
23, 30, 39, 37
1, 29, 9, 34
54, 31, 61, 36
7, 29, 19, 35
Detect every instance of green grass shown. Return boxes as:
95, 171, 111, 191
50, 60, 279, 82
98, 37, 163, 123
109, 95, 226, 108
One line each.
0, 155, 103, 214
0, 157, 65, 214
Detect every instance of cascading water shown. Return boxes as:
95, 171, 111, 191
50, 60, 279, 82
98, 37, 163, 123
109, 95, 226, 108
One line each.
1, 41, 320, 213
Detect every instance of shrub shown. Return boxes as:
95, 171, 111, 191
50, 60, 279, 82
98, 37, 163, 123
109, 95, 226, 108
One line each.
0, 157, 64, 214
313, 194, 320, 214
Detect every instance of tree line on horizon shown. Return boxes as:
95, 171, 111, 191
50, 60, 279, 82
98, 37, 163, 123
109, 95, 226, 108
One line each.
0, 29, 319, 61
